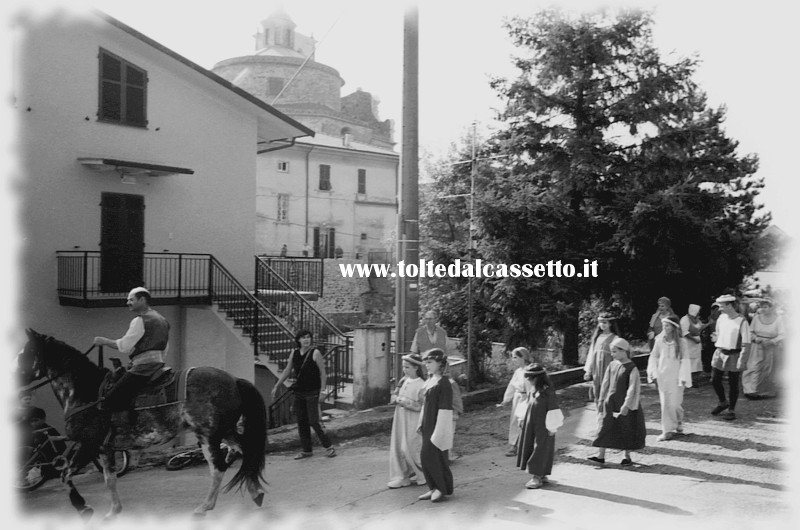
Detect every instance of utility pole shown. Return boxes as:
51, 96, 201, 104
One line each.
395, 5, 419, 365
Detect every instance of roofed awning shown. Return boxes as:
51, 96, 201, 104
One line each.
77, 157, 194, 177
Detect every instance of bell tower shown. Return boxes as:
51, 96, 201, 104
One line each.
255, 7, 297, 52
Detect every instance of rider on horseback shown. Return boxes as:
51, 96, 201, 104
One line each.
94, 287, 170, 411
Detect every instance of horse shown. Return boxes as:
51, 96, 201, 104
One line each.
16, 328, 268, 520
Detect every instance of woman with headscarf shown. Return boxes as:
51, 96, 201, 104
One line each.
647, 296, 678, 350
647, 315, 692, 440
497, 346, 533, 457
587, 337, 646, 466
583, 312, 621, 405
742, 298, 785, 399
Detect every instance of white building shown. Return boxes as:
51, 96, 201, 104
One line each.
12, 8, 313, 430
212, 8, 399, 258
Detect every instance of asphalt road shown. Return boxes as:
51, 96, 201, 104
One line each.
14, 382, 793, 530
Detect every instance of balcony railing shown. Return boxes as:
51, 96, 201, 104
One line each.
57, 251, 212, 306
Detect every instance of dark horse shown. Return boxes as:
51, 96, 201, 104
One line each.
16, 329, 267, 520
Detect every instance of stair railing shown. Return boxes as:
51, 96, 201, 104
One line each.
255, 257, 353, 385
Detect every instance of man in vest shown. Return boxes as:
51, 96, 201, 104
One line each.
709, 293, 751, 421
94, 287, 170, 411
410, 311, 448, 355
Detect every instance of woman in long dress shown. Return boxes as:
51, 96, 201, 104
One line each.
516, 363, 562, 489
743, 299, 785, 399
647, 315, 692, 441
588, 337, 646, 466
387, 353, 426, 488
497, 346, 533, 457
583, 312, 620, 404
417, 348, 454, 503
680, 304, 707, 384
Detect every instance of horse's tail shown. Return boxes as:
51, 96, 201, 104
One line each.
224, 378, 267, 493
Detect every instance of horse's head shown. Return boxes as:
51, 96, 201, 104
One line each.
17, 328, 48, 385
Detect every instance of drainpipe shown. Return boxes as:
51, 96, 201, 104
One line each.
305, 146, 315, 249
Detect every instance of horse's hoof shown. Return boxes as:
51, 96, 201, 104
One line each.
191, 512, 206, 520
254, 492, 264, 507
79, 507, 94, 521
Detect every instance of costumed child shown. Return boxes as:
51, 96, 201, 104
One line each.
417, 348, 454, 503
515, 363, 564, 489
387, 353, 427, 488
588, 337, 646, 466
648, 315, 692, 440
497, 346, 532, 457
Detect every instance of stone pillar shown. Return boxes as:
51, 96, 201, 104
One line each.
352, 324, 393, 409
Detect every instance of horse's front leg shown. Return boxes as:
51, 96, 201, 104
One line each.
192, 441, 227, 518
99, 448, 123, 520
62, 444, 97, 521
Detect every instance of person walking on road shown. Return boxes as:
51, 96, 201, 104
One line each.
583, 312, 620, 404
742, 298, 784, 400
417, 349, 454, 503
647, 315, 692, 441
271, 330, 336, 459
387, 353, 426, 489
680, 304, 707, 386
515, 363, 563, 489
709, 294, 751, 421
588, 337, 646, 466
647, 297, 678, 351
497, 347, 533, 457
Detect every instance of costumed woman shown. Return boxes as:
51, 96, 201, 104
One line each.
583, 312, 620, 404
680, 304, 707, 386
743, 298, 785, 399
387, 353, 427, 488
647, 315, 692, 441
417, 348, 454, 503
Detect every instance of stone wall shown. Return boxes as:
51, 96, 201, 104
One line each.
312, 258, 395, 330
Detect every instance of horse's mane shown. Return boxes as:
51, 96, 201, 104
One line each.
42, 335, 108, 402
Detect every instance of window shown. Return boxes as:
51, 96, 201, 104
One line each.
277, 161, 289, 173
268, 77, 285, 96
357, 169, 366, 194
360, 233, 367, 241
98, 49, 147, 127
277, 194, 289, 223
319, 164, 331, 191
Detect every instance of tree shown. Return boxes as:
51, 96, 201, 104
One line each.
423, 8, 771, 367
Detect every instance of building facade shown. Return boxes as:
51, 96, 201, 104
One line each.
13, 8, 312, 430
212, 8, 399, 258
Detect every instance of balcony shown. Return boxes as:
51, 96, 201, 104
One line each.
56, 251, 213, 307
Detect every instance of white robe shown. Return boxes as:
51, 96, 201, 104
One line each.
647, 335, 692, 434
388, 376, 426, 484
680, 315, 703, 373
502, 367, 527, 445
